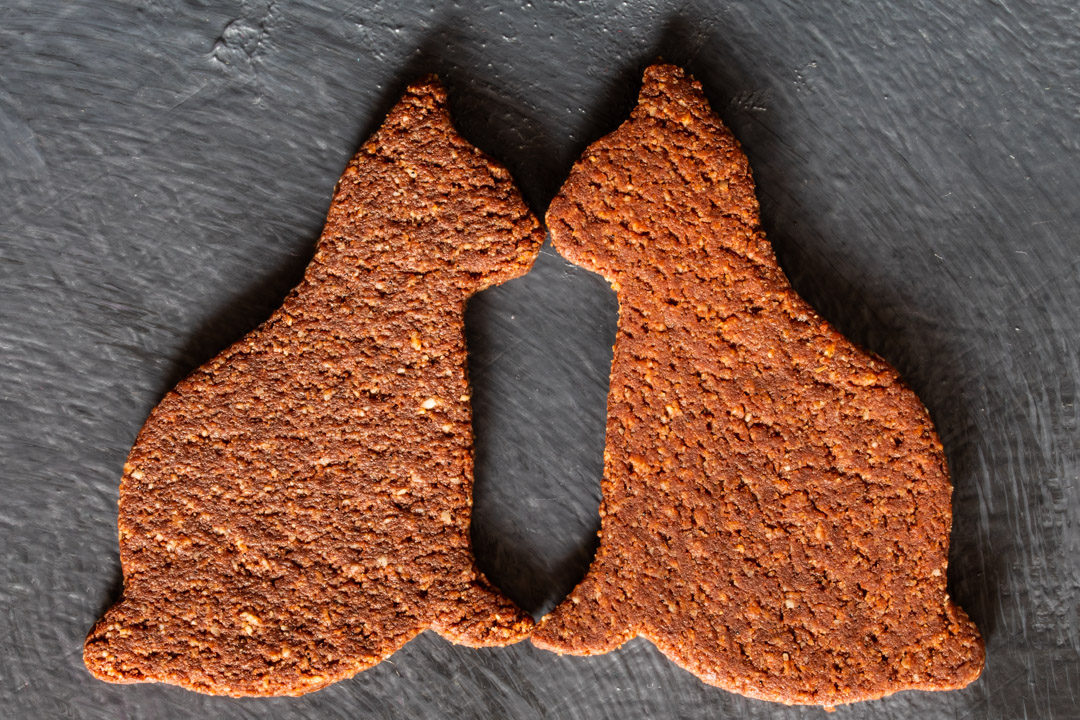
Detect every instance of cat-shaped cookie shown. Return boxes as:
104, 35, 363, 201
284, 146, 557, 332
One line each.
531, 64, 983, 706
85, 77, 541, 696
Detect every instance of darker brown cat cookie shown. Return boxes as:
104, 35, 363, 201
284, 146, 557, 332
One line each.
530, 63, 983, 707
84, 76, 541, 697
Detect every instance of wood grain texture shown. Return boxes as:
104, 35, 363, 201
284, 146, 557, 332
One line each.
1, 0, 1077, 717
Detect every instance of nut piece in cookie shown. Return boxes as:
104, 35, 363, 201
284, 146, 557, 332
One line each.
84, 76, 542, 697
531, 63, 984, 707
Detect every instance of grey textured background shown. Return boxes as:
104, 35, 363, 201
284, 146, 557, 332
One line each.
2, 0, 1078, 718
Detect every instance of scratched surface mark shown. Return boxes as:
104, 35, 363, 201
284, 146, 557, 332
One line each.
1, 1, 1077, 718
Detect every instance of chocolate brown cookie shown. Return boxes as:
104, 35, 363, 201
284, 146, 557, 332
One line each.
84, 76, 541, 697
530, 64, 984, 706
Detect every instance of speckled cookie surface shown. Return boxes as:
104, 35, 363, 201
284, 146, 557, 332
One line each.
530, 64, 984, 706
84, 76, 541, 697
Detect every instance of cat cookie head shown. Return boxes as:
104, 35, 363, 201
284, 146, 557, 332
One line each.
323, 76, 543, 295
547, 64, 767, 286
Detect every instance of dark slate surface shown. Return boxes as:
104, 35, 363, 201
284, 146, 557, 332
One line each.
2, 1, 1078, 717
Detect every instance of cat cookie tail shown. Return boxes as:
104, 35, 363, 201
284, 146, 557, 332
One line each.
84, 602, 136, 684
530, 570, 636, 656
432, 575, 534, 647
83, 599, 177, 688
83, 597, 361, 696
910, 600, 985, 692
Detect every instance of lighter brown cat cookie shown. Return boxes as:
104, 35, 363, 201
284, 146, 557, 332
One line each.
84, 76, 541, 697
530, 63, 984, 706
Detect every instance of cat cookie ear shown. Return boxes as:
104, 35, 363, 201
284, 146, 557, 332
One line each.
532, 63, 983, 707
84, 76, 541, 697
